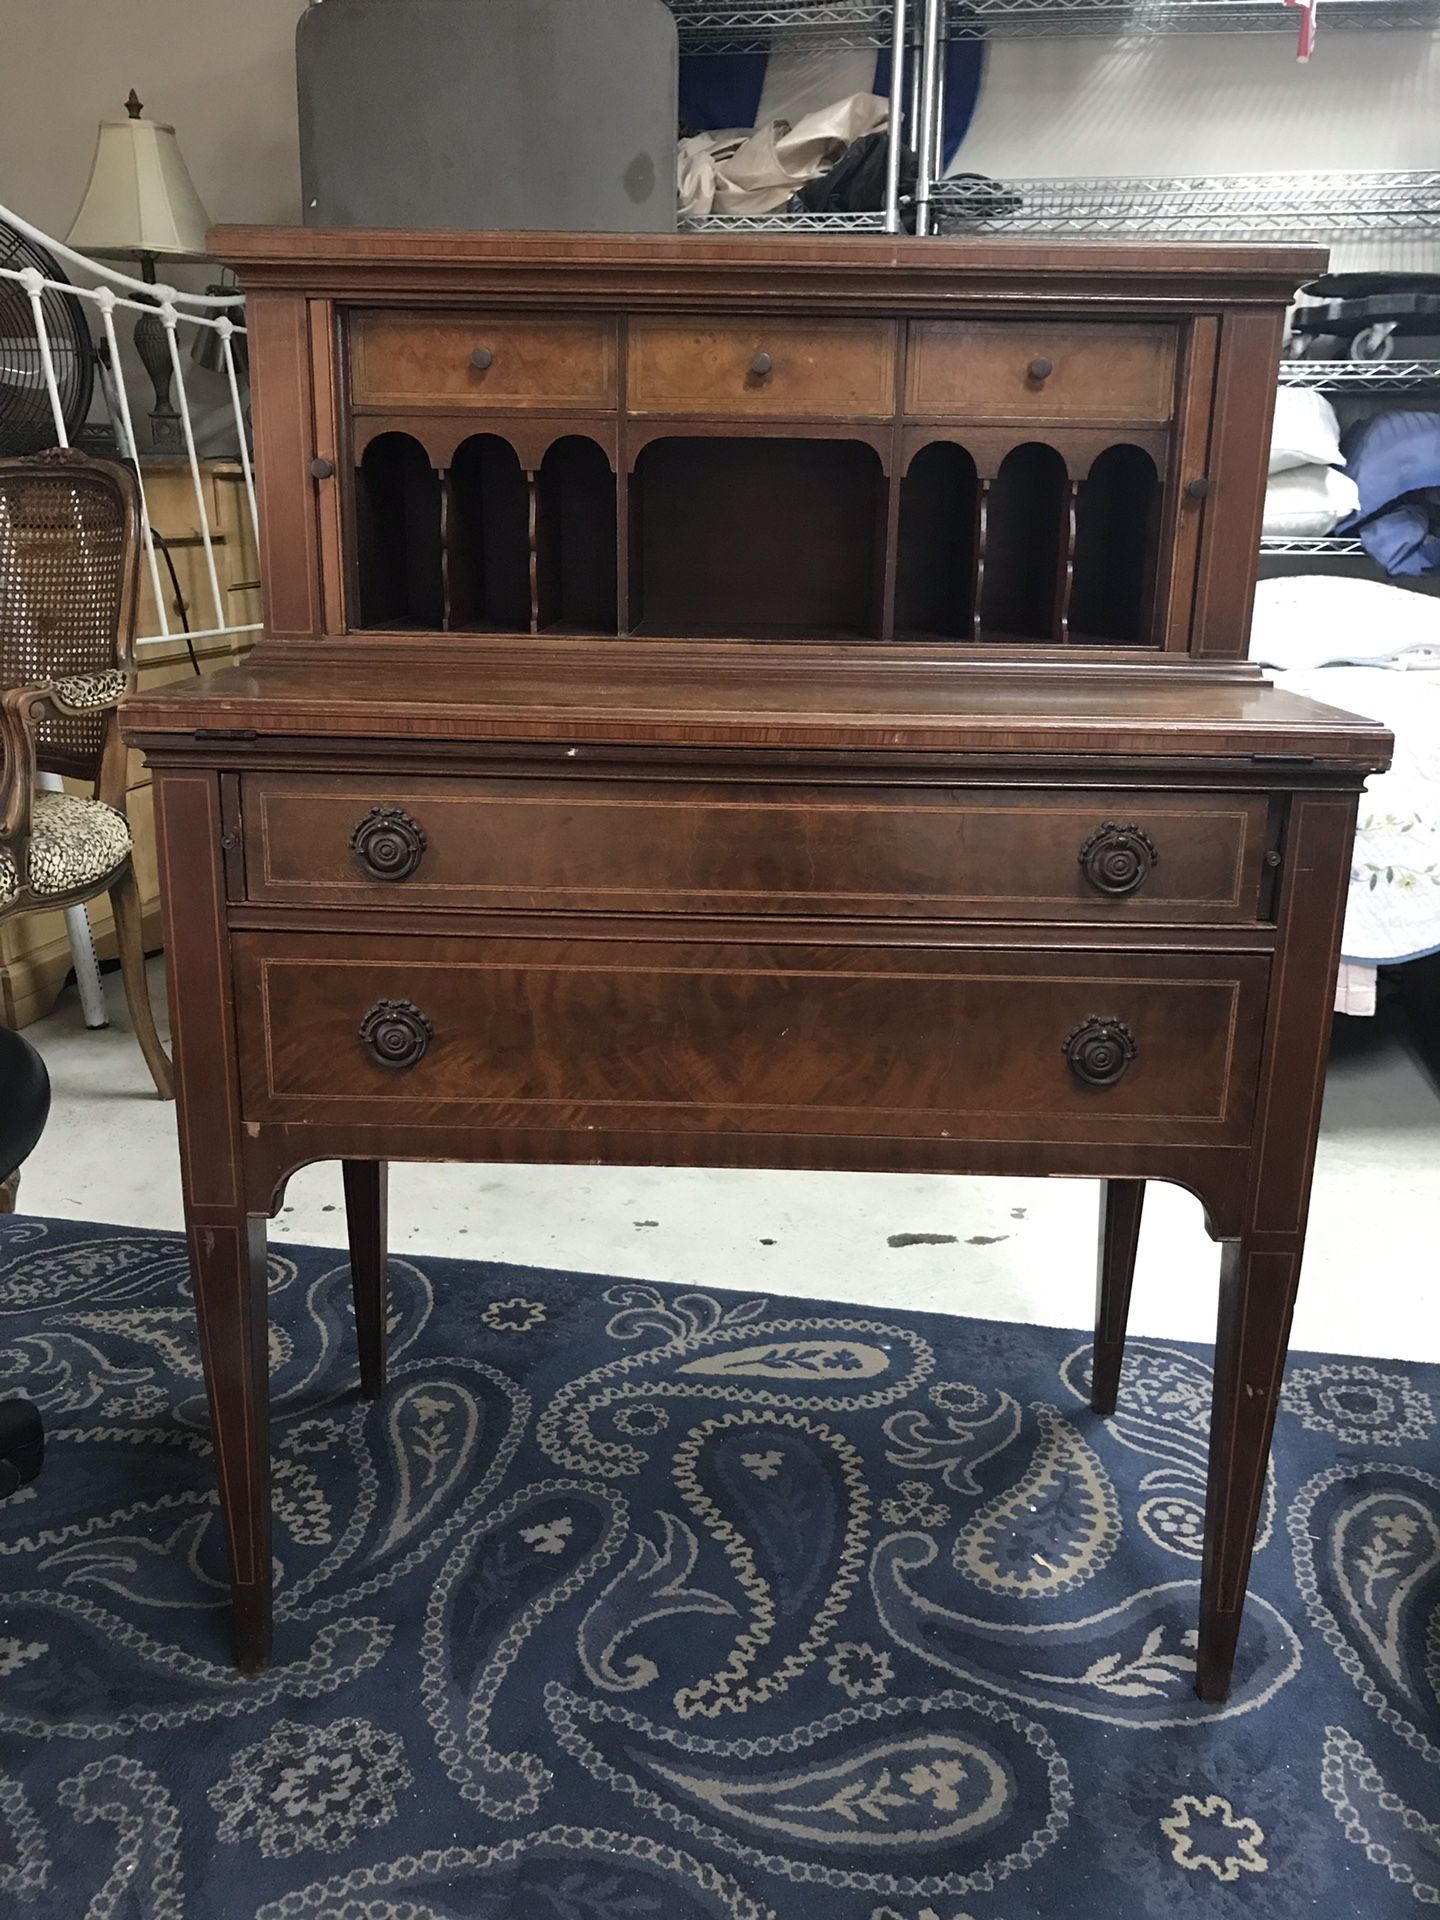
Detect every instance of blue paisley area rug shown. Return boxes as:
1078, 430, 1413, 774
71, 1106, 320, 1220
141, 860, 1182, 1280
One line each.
1, 1215, 1438, 1920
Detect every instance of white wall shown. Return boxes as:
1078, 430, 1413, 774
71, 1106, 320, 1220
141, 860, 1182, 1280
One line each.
0, 0, 304, 244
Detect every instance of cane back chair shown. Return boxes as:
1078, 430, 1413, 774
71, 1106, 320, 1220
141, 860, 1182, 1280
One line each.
0, 447, 173, 1098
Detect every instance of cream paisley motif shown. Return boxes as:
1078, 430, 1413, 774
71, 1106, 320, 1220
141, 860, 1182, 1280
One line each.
953, 1405, 1119, 1598
539, 1315, 933, 1479
1059, 1340, 1275, 1564
0, 1773, 48, 1905
1322, 1726, 1440, 1904
1289, 1464, 1440, 1766
579, 1511, 740, 1693
669, 1412, 871, 1720
56, 1756, 183, 1920
1333, 1492, 1440, 1695
545, 1683, 1072, 1900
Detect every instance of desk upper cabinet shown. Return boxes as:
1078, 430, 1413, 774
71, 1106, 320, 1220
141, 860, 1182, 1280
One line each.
229, 232, 1311, 661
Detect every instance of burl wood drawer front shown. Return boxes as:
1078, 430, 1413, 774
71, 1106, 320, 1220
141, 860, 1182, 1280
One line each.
348, 311, 618, 410
627, 317, 896, 418
241, 776, 1271, 923
906, 321, 1178, 424
234, 933, 1267, 1146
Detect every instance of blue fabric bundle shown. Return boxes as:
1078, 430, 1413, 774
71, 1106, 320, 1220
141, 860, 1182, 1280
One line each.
1338, 408, 1440, 576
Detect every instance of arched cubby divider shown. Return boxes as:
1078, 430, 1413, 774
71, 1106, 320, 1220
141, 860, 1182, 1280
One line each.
895, 442, 980, 640
446, 434, 531, 633
1070, 443, 1161, 647
353, 431, 444, 631
631, 436, 886, 639
979, 442, 1071, 644
536, 435, 618, 634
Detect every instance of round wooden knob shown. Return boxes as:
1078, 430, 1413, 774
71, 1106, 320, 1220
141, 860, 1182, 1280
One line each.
359, 999, 433, 1070
310, 456, 335, 480
349, 805, 427, 882
1186, 476, 1213, 501
470, 346, 495, 370
1078, 821, 1157, 897
1063, 1017, 1138, 1089
750, 351, 774, 377
1028, 356, 1054, 381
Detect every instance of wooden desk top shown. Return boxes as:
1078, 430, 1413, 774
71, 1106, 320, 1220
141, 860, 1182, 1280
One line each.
123, 645, 1392, 771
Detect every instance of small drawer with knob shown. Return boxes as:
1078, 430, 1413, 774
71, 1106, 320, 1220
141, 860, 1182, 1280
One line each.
905, 321, 1178, 425
627, 317, 897, 419
232, 931, 1267, 1148
348, 310, 618, 411
237, 775, 1274, 923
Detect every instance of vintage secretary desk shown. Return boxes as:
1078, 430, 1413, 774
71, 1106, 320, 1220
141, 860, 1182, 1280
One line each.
122, 229, 1391, 1701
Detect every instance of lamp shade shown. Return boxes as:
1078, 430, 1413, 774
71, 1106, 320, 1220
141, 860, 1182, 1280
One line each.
67, 99, 211, 262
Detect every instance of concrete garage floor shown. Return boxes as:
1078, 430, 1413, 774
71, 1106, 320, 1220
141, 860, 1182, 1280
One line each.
15, 955, 1440, 1363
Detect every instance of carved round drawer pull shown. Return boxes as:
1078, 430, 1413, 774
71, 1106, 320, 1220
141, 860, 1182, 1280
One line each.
1063, 1017, 1138, 1089
1078, 821, 1158, 897
359, 999, 433, 1070
350, 805, 427, 882
1028, 355, 1054, 381
749, 350, 774, 377
470, 346, 495, 370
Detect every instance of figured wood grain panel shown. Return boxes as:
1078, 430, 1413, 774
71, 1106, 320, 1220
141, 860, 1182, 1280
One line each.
627, 317, 896, 418
246, 292, 322, 637
233, 932, 1268, 1145
906, 321, 1178, 424
1156, 313, 1219, 653
1191, 308, 1287, 659
349, 311, 618, 410
152, 771, 242, 1208
242, 775, 1271, 922
308, 299, 347, 635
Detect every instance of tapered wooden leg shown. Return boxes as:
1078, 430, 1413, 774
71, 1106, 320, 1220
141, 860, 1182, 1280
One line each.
343, 1159, 388, 1399
1092, 1178, 1144, 1415
109, 863, 175, 1101
1190, 792, 1359, 1702
0, 1173, 17, 1214
1196, 1237, 1301, 1702
189, 1210, 272, 1672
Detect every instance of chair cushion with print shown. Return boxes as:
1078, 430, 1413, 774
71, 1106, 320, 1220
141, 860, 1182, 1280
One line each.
0, 791, 132, 904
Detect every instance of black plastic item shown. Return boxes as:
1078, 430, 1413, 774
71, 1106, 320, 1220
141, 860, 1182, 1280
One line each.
0, 222, 96, 455
933, 174, 1026, 231
1299, 272, 1440, 300
0, 1025, 49, 1189
785, 132, 919, 233
0, 1398, 44, 1500
1292, 283, 1440, 342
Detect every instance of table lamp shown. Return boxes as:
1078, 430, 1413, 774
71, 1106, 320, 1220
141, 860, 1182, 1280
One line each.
67, 90, 211, 451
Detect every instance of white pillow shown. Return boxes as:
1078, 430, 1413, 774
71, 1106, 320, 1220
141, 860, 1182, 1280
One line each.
1270, 387, 1344, 473
1250, 573, 1440, 668
1262, 462, 1361, 536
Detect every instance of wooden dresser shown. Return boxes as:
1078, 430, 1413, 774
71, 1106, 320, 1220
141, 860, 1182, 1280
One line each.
122, 231, 1391, 1702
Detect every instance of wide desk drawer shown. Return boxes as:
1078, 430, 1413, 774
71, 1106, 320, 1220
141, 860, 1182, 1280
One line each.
348, 310, 618, 410
241, 775, 1272, 923
234, 933, 1266, 1146
906, 321, 1178, 424
627, 317, 896, 418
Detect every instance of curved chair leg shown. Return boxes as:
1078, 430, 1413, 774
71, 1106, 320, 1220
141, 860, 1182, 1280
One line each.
109, 863, 175, 1100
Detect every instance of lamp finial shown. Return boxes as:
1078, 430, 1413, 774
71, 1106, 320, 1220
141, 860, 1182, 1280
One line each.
125, 89, 143, 119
